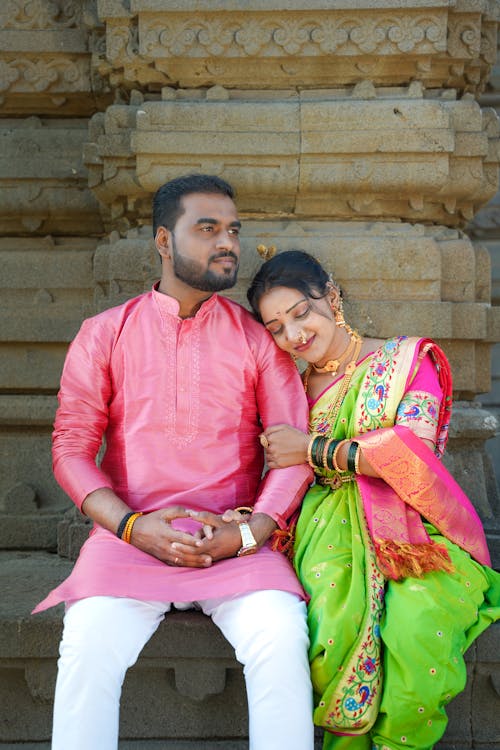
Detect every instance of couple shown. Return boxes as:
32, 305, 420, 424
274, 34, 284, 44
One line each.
34, 174, 500, 750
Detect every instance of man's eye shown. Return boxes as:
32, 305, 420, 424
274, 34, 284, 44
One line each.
229, 228, 240, 236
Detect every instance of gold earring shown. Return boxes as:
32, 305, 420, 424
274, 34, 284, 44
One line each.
333, 298, 346, 328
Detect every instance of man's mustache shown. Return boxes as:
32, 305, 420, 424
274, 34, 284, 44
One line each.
210, 251, 239, 263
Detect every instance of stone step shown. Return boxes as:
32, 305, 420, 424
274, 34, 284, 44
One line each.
1, 551, 499, 749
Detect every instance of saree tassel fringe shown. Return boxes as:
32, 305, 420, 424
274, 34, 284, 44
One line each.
270, 524, 297, 561
375, 540, 454, 580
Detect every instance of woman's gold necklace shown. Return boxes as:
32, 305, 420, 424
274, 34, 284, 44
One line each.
304, 328, 362, 387
305, 333, 363, 435
311, 331, 359, 376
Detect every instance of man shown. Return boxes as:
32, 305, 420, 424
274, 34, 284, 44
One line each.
34, 174, 315, 749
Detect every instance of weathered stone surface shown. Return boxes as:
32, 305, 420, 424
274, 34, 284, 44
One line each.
93, 221, 496, 389
0, 119, 104, 235
0, 551, 497, 746
0, 0, 499, 747
93, 0, 498, 94
0, 395, 68, 523
0, 345, 67, 391
84, 88, 500, 230
0, 236, 97, 341
0, 0, 112, 116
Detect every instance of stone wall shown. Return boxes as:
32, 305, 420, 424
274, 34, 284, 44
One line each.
1, 1, 499, 747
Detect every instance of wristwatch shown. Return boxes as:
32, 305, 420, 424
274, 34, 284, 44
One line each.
236, 522, 258, 557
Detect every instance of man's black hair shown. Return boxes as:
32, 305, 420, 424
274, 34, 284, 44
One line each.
152, 174, 235, 236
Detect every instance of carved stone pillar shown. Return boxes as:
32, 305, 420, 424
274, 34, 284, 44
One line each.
1, 0, 500, 747
83, 0, 500, 565
0, 2, 105, 541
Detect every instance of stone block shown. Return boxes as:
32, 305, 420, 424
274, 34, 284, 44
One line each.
349, 300, 454, 339
444, 401, 500, 557
0, 552, 498, 747
93, 1, 498, 93
84, 89, 500, 230
0, 118, 103, 235
451, 302, 488, 339
0, 0, 112, 116
438, 340, 486, 395
0, 426, 67, 507
57, 507, 93, 560
473, 242, 493, 303
92, 221, 495, 396
0, 344, 67, 391
0, 236, 97, 342
0, 395, 70, 524
440, 239, 476, 301
486, 306, 500, 343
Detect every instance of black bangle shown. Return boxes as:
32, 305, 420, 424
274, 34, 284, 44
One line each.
347, 441, 359, 473
311, 436, 325, 468
326, 439, 341, 471
116, 511, 135, 539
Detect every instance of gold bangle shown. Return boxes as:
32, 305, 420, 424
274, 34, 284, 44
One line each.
122, 512, 143, 544
354, 444, 361, 475
307, 437, 316, 468
235, 506, 253, 515
332, 439, 348, 473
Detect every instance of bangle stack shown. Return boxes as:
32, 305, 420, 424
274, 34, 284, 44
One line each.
307, 435, 343, 471
116, 511, 143, 543
307, 436, 362, 475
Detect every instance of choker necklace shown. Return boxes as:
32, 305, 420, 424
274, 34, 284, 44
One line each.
312, 330, 362, 377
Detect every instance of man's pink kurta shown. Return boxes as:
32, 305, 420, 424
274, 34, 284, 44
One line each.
34, 288, 312, 612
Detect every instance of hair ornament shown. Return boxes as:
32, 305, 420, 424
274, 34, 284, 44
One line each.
257, 244, 277, 261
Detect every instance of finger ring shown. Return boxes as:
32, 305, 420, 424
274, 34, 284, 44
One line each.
259, 434, 269, 449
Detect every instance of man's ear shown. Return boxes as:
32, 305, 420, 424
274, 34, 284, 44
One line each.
155, 226, 171, 261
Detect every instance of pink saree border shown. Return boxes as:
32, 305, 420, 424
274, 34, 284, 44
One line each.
357, 425, 491, 568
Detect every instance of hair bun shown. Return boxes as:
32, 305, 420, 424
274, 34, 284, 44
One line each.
256, 244, 277, 261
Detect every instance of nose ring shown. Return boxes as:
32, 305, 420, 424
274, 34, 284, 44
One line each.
298, 330, 307, 344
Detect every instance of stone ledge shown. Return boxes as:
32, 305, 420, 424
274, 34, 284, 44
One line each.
1, 552, 499, 748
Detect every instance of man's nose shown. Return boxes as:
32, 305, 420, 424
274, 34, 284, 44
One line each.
216, 229, 237, 250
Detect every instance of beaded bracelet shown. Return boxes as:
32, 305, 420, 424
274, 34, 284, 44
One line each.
116, 511, 135, 540
122, 512, 143, 544
347, 441, 359, 473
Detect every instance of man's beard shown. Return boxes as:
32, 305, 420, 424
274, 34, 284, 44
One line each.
171, 234, 239, 292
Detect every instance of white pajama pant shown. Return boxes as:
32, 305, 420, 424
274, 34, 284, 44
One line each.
52, 590, 314, 750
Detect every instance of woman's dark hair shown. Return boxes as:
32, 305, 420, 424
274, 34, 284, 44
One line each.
247, 250, 333, 322
152, 174, 234, 235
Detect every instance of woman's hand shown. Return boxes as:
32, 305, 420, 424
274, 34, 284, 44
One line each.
261, 424, 309, 468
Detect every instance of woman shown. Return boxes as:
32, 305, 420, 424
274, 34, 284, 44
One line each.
245, 250, 500, 750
